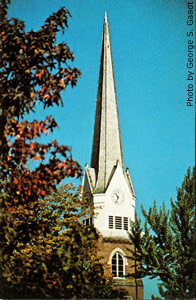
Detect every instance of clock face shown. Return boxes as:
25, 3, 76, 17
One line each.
111, 189, 125, 205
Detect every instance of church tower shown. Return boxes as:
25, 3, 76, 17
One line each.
82, 13, 143, 299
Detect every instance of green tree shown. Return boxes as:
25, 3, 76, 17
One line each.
1, 184, 108, 298
129, 167, 196, 299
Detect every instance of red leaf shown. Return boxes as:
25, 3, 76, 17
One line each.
13, 178, 18, 184
66, 74, 73, 80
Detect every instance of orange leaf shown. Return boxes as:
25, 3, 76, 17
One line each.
1, 32, 6, 39
59, 78, 65, 87
29, 142, 35, 149
7, 154, 12, 161
41, 86, 46, 94
66, 74, 73, 80
40, 190, 46, 196
67, 169, 72, 175
13, 178, 18, 184
44, 94, 50, 99
43, 128, 49, 136
21, 45, 27, 50
35, 71, 43, 80
32, 155, 41, 161
57, 162, 65, 169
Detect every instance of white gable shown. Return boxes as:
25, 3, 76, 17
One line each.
92, 163, 135, 238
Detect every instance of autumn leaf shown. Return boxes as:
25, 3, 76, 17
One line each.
13, 178, 18, 185
66, 74, 73, 80
41, 86, 46, 94
32, 155, 41, 161
40, 190, 46, 196
35, 71, 43, 80
44, 94, 50, 99
59, 78, 65, 87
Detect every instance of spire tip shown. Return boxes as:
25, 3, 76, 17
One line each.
104, 11, 108, 22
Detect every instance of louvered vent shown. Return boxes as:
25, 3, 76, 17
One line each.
123, 217, 128, 230
108, 216, 129, 230
109, 216, 114, 229
115, 216, 122, 230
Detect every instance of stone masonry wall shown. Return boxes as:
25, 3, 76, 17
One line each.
98, 237, 143, 300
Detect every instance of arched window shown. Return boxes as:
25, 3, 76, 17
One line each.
111, 252, 125, 277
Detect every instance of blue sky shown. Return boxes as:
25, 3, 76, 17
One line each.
8, 0, 195, 298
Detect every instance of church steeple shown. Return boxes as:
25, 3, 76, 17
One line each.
91, 13, 124, 193
82, 15, 143, 298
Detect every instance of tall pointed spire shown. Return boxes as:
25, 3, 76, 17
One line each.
91, 13, 124, 193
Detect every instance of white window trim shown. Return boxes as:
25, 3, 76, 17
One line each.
111, 252, 125, 278
107, 248, 128, 266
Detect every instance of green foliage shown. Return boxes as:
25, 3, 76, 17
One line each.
90, 277, 128, 299
129, 167, 196, 299
0, 184, 108, 298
